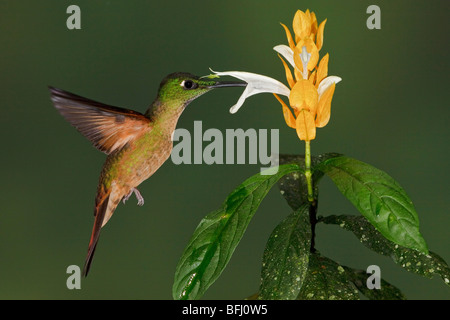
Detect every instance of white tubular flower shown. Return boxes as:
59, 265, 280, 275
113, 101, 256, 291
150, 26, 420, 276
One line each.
210, 69, 290, 114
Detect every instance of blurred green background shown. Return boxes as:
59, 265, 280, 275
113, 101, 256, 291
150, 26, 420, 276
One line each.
0, 0, 448, 299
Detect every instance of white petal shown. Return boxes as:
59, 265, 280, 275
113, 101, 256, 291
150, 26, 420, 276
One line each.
317, 76, 342, 100
211, 69, 290, 113
273, 45, 295, 68
229, 87, 251, 114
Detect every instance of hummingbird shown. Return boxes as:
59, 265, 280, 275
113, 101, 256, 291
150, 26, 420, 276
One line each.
49, 72, 246, 276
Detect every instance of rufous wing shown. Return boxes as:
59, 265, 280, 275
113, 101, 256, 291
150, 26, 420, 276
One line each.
49, 86, 152, 154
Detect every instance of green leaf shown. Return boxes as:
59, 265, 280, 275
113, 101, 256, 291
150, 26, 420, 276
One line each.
258, 204, 311, 300
278, 153, 341, 210
297, 253, 359, 300
344, 266, 406, 300
315, 156, 428, 254
172, 164, 302, 300
322, 215, 450, 287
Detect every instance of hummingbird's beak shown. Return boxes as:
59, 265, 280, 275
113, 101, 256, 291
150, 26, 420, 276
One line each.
207, 81, 247, 89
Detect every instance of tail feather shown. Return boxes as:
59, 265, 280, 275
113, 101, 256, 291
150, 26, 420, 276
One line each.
82, 238, 99, 277
82, 191, 111, 277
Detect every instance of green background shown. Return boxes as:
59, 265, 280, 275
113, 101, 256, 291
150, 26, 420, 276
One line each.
0, 0, 448, 299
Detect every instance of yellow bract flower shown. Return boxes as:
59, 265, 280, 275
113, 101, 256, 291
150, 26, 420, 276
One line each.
274, 9, 340, 142
211, 9, 341, 142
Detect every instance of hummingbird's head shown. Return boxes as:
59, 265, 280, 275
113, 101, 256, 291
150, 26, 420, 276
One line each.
156, 72, 246, 107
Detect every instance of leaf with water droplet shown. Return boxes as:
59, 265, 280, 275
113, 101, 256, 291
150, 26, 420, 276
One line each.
258, 204, 311, 300
321, 215, 450, 287
172, 164, 302, 300
343, 266, 406, 300
315, 156, 428, 254
297, 253, 359, 300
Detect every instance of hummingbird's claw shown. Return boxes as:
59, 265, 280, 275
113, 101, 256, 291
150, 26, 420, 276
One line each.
122, 190, 133, 204
133, 188, 145, 206
122, 188, 144, 206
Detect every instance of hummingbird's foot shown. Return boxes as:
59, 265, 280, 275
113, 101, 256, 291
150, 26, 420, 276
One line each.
123, 188, 144, 206
133, 188, 145, 206
122, 190, 133, 204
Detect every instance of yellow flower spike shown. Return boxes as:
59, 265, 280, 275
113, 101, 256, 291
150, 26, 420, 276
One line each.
277, 54, 296, 89
280, 23, 296, 50
296, 109, 316, 141
316, 19, 327, 51
315, 83, 336, 128
293, 10, 311, 42
273, 93, 296, 128
294, 39, 319, 72
213, 8, 341, 145
289, 79, 319, 115
214, 9, 341, 200
316, 53, 329, 87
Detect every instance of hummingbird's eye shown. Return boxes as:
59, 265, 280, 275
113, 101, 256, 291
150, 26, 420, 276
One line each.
181, 80, 197, 90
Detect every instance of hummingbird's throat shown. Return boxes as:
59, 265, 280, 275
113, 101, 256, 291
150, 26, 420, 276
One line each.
146, 98, 188, 136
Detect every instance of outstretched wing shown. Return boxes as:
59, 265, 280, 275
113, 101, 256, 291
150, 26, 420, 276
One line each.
49, 86, 152, 154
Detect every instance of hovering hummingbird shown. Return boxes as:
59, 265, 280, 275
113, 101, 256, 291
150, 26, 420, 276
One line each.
49, 72, 246, 276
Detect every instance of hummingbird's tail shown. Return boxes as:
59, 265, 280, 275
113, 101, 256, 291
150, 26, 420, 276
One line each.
82, 184, 122, 277
82, 189, 110, 277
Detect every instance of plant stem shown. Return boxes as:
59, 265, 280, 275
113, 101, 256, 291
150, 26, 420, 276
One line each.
304, 141, 314, 203
309, 202, 317, 253
304, 140, 317, 252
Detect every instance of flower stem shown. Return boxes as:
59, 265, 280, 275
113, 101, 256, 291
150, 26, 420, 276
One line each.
304, 140, 314, 203
304, 140, 317, 252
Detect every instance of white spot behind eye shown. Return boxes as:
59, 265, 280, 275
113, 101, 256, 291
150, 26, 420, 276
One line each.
180, 80, 186, 87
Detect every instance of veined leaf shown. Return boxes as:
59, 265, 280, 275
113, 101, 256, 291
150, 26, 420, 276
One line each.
297, 253, 359, 300
322, 215, 450, 287
344, 266, 406, 300
258, 204, 311, 300
172, 164, 302, 300
278, 153, 341, 210
315, 156, 428, 254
